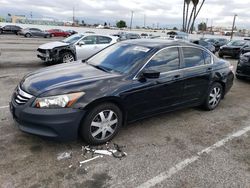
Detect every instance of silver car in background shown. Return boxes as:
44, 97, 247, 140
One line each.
37, 34, 119, 64
19, 28, 51, 38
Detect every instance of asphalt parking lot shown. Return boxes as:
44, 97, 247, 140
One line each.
0, 35, 250, 188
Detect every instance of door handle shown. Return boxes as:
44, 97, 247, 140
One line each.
172, 74, 181, 80
207, 67, 212, 72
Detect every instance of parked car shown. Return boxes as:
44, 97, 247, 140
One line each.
10, 39, 234, 144
236, 52, 250, 79
47, 29, 70, 37
0, 25, 22, 35
66, 30, 78, 35
203, 38, 228, 52
218, 40, 250, 58
191, 40, 216, 53
119, 33, 141, 40
37, 34, 118, 64
19, 28, 51, 38
239, 40, 250, 55
85, 31, 95, 34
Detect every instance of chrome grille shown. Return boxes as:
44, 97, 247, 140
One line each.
14, 86, 33, 105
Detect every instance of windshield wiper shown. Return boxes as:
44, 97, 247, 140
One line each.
89, 64, 111, 73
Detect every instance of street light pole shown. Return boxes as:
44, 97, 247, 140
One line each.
230, 14, 237, 41
130, 11, 134, 30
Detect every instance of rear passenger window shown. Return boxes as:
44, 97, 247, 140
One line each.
182, 47, 204, 68
144, 47, 180, 72
203, 51, 212, 64
98, 36, 112, 44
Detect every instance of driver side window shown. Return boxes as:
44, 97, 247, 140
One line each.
144, 47, 180, 73
81, 36, 97, 45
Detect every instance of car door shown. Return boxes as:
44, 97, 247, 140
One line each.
75, 35, 99, 60
124, 47, 185, 119
3, 26, 11, 33
181, 47, 212, 105
97, 36, 113, 49
30, 28, 39, 37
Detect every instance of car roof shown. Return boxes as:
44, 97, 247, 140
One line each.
122, 39, 197, 49
79, 33, 118, 39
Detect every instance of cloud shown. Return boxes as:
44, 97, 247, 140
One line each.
0, 0, 250, 28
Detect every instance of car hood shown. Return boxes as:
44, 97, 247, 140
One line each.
21, 62, 120, 96
221, 45, 241, 49
38, 41, 69, 50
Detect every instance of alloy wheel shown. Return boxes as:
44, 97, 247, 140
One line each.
209, 87, 222, 108
62, 53, 74, 63
90, 110, 118, 140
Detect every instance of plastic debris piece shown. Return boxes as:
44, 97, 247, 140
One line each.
57, 151, 72, 160
79, 155, 103, 165
94, 149, 117, 156
69, 165, 73, 168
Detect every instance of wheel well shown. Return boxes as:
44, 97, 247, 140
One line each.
83, 97, 127, 125
214, 81, 226, 98
59, 49, 75, 60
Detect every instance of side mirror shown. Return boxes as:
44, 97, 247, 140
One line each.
141, 69, 160, 79
78, 41, 85, 46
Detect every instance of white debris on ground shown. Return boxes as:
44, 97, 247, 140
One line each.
56, 151, 72, 160
56, 143, 127, 167
79, 155, 103, 167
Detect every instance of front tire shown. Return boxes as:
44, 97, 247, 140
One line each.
80, 103, 123, 145
203, 82, 223, 111
219, 53, 223, 58
61, 52, 74, 63
236, 75, 244, 80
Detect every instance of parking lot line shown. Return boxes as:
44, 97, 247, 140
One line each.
136, 125, 250, 188
0, 105, 9, 109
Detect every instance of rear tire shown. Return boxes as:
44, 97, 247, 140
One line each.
219, 53, 223, 58
25, 33, 31, 38
203, 82, 223, 111
80, 103, 123, 145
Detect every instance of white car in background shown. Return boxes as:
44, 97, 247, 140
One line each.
37, 34, 119, 64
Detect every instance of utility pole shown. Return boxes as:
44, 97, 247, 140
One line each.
230, 14, 237, 40
144, 14, 146, 28
130, 11, 134, 30
210, 19, 213, 32
73, 7, 75, 25
30, 11, 33, 19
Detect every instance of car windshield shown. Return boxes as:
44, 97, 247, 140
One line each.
87, 43, 152, 74
62, 34, 84, 44
205, 39, 216, 43
228, 40, 246, 46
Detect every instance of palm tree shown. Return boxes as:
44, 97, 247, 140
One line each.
190, 0, 206, 33
188, 0, 199, 33
182, 0, 186, 31
184, 0, 191, 32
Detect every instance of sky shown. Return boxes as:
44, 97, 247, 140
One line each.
0, 0, 250, 29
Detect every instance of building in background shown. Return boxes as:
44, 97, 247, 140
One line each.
15, 17, 64, 26
11, 15, 26, 23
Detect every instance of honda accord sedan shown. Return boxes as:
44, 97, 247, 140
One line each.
10, 40, 234, 144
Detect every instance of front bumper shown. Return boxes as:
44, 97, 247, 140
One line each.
37, 49, 59, 62
236, 61, 250, 78
10, 97, 85, 141
219, 48, 240, 57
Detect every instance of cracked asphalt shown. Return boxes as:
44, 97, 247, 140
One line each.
0, 35, 250, 188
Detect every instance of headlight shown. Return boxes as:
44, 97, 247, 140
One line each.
34, 92, 85, 108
